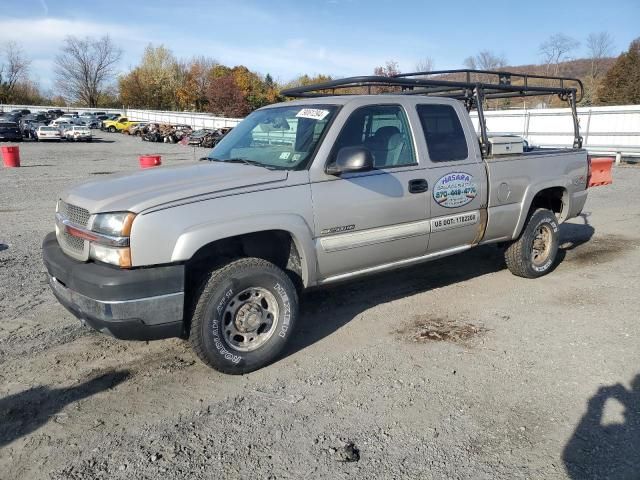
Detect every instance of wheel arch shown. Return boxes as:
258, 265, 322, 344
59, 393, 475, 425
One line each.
513, 183, 569, 238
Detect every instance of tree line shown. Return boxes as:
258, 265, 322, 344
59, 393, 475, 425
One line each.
1, 32, 638, 116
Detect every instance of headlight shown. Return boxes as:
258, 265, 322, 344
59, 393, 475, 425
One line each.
91, 212, 136, 236
88, 212, 136, 267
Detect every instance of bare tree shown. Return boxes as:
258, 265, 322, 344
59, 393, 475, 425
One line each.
583, 31, 615, 104
463, 50, 506, 70
587, 31, 615, 79
0, 41, 31, 103
539, 34, 580, 75
55, 35, 122, 107
415, 57, 434, 73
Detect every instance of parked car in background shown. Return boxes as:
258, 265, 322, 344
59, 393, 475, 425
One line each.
47, 109, 65, 119
102, 116, 137, 133
0, 121, 23, 141
23, 121, 46, 140
64, 125, 92, 142
10, 109, 30, 116
35, 125, 62, 141
78, 115, 101, 129
127, 123, 149, 136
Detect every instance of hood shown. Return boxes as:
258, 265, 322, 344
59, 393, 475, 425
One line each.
63, 162, 288, 214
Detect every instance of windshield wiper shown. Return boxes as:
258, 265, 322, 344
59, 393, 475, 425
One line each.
208, 157, 275, 170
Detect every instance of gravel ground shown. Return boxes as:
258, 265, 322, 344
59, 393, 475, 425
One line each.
0, 134, 639, 479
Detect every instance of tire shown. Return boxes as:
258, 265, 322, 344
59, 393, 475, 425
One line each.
504, 208, 559, 278
189, 257, 298, 374
108, 126, 116, 133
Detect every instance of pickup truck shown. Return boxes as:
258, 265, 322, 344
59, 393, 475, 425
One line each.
43, 70, 599, 374
102, 116, 137, 133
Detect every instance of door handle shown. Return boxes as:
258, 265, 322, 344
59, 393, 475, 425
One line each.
408, 179, 428, 193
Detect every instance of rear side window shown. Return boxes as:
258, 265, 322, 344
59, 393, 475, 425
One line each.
416, 104, 468, 162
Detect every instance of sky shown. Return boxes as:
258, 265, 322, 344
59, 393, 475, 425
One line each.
0, 0, 638, 91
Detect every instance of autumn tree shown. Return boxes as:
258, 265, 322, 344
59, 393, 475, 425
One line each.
0, 41, 31, 103
598, 37, 640, 105
206, 73, 251, 117
54, 35, 122, 107
118, 45, 182, 110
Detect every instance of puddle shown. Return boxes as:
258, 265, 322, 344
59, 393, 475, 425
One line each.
399, 315, 488, 344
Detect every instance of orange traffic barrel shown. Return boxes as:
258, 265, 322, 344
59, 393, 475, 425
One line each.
1, 145, 20, 167
139, 155, 161, 169
588, 157, 613, 187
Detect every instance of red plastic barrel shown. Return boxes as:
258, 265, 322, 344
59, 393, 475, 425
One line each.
1, 146, 20, 168
139, 155, 161, 169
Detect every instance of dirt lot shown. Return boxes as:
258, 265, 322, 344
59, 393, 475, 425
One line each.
1, 134, 639, 479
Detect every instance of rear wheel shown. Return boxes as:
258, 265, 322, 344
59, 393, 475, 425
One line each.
504, 208, 559, 278
189, 257, 298, 374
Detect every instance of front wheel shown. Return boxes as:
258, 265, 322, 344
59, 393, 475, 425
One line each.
504, 208, 559, 278
108, 126, 116, 133
189, 257, 298, 374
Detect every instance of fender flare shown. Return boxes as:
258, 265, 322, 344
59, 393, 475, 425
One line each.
171, 214, 317, 287
512, 180, 570, 239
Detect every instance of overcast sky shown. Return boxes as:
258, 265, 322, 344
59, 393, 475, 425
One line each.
1, 0, 638, 91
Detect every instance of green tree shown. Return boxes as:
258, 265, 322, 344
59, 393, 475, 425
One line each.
598, 38, 640, 105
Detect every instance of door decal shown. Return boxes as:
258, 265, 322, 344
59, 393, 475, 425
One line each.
433, 172, 478, 208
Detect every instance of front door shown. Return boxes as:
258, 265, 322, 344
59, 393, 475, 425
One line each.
311, 104, 431, 281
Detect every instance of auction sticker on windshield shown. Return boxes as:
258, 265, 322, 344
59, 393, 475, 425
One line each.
296, 108, 330, 120
433, 172, 478, 208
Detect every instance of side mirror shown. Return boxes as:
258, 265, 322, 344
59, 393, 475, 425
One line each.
326, 146, 374, 176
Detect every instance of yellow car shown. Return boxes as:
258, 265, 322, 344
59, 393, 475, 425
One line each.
102, 116, 138, 133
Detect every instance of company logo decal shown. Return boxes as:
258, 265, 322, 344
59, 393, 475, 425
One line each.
433, 172, 478, 208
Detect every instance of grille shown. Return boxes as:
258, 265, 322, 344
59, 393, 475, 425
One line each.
62, 230, 85, 252
59, 200, 90, 227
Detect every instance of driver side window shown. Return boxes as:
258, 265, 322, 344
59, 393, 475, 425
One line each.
332, 105, 416, 168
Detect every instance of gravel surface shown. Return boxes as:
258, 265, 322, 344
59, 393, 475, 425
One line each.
1, 134, 639, 479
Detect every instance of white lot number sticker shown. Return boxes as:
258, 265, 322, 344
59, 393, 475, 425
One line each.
431, 211, 479, 232
433, 172, 478, 208
296, 108, 330, 120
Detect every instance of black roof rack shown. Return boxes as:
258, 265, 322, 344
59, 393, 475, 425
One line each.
281, 69, 584, 154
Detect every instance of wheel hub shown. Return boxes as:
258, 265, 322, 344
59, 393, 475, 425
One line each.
221, 287, 279, 352
531, 224, 552, 267
235, 303, 263, 332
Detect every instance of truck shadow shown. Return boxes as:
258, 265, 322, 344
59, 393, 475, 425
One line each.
562, 373, 640, 479
286, 220, 595, 357
0, 370, 130, 448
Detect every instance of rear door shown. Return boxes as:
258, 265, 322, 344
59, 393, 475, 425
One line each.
412, 101, 488, 253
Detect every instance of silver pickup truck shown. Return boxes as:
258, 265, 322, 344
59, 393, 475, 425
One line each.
43, 70, 594, 374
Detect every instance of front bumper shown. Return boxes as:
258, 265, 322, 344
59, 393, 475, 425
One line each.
42, 232, 185, 340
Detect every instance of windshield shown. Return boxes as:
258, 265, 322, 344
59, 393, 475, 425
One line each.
207, 104, 338, 170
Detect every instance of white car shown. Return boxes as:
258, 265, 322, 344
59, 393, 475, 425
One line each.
50, 119, 73, 132
64, 125, 92, 142
36, 126, 62, 141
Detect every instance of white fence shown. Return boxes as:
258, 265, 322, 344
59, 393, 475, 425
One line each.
3, 102, 639, 157
472, 105, 640, 159
124, 109, 241, 129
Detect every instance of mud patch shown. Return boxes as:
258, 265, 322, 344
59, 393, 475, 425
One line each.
563, 234, 639, 266
400, 315, 488, 344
